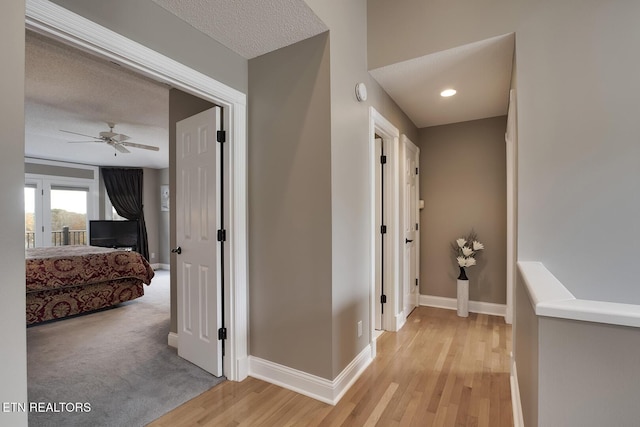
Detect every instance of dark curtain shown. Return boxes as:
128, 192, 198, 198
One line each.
101, 168, 149, 260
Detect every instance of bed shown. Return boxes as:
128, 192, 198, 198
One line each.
26, 245, 155, 325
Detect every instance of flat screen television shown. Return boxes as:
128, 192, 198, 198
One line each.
89, 220, 139, 251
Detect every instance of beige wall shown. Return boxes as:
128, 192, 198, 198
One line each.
511, 3, 640, 424
305, 0, 372, 378
367, 0, 516, 69
515, 270, 538, 427
538, 317, 640, 426
248, 33, 333, 379
516, 269, 640, 426
142, 167, 160, 264
50, 0, 247, 93
167, 88, 215, 333
158, 168, 170, 265
305, 0, 419, 378
418, 116, 507, 303
25, 162, 95, 179
515, 0, 640, 304
0, 0, 27, 425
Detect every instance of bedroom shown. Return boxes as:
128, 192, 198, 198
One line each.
24, 30, 222, 425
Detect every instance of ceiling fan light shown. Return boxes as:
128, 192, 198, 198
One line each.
440, 89, 457, 97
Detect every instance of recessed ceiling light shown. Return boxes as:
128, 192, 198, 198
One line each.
440, 89, 457, 97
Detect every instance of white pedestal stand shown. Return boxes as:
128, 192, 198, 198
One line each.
457, 279, 469, 317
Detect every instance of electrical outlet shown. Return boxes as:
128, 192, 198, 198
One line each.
151, 252, 155, 259
357, 320, 363, 337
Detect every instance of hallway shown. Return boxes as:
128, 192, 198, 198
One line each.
150, 306, 513, 426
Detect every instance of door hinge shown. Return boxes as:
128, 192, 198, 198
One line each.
415, 223, 419, 231
217, 229, 227, 242
415, 278, 419, 287
416, 167, 419, 175
380, 155, 387, 164
218, 327, 227, 340
380, 225, 387, 234
217, 130, 226, 143
381, 295, 387, 304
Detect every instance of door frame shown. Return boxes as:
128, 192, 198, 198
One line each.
26, 0, 249, 381
505, 89, 517, 325
369, 107, 401, 348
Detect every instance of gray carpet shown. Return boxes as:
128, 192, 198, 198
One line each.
27, 270, 224, 427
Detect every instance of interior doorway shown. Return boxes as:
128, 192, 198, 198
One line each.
25, 0, 248, 382
369, 107, 400, 348
373, 135, 384, 331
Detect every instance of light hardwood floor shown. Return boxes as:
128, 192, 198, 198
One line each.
149, 307, 513, 427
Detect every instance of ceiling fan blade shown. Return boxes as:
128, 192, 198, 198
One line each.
67, 140, 102, 143
60, 129, 99, 139
113, 143, 130, 153
121, 141, 160, 151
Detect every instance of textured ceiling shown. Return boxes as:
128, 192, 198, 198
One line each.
25, 32, 170, 169
370, 33, 515, 128
151, 0, 328, 59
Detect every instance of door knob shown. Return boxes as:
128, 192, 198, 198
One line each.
405, 239, 414, 244
171, 246, 182, 254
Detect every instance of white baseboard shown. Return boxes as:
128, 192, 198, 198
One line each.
395, 311, 407, 331
420, 294, 507, 318
167, 332, 178, 348
236, 356, 249, 381
370, 336, 377, 359
153, 263, 170, 270
248, 344, 372, 405
510, 355, 524, 427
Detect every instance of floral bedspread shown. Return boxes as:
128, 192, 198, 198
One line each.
26, 245, 154, 293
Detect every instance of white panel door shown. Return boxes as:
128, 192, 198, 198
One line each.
176, 106, 222, 376
403, 138, 420, 317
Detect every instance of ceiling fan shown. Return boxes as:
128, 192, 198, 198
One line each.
60, 123, 160, 155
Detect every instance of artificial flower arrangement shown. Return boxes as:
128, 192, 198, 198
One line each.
451, 231, 484, 280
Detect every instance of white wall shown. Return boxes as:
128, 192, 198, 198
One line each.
0, 0, 28, 425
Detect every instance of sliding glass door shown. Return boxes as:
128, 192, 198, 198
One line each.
24, 184, 39, 248
25, 177, 96, 248
50, 186, 88, 246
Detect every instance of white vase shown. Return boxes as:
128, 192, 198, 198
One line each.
457, 279, 469, 317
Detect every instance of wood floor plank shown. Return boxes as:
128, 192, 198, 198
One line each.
362, 382, 399, 427
148, 307, 513, 427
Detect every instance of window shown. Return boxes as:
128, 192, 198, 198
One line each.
25, 175, 98, 247
105, 198, 128, 221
